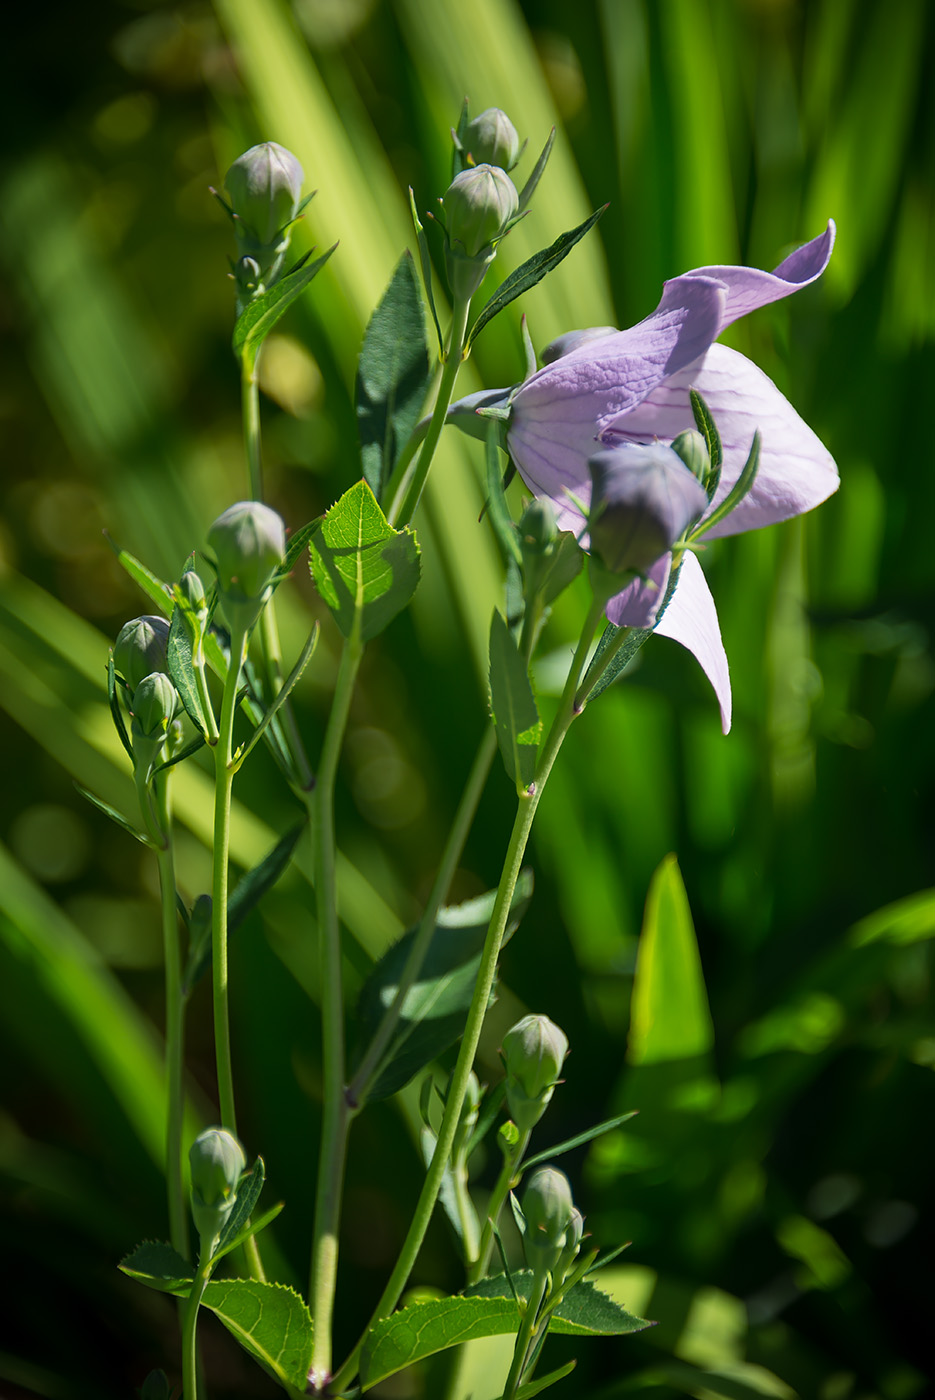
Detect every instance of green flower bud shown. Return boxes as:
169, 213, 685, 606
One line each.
519, 498, 558, 559
443, 164, 518, 259
189, 1127, 246, 1250
114, 615, 170, 693
138, 1370, 171, 1400
670, 429, 711, 489
208, 501, 285, 633
131, 672, 179, 739
463, 108, 521, 171
522, 1166, 576, 1278
224, 142, 304, 246
502, 1013, 568, 1133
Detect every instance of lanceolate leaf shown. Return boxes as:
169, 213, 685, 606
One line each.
283, 517, 323, 574
200, 1280, 314, 1397
104, 534, 173, 614
233, 245, 337, 371
353, 872, 534, 1101
357, 251, 432, 502
485, 421, 523, 567
107, 653, 134, 763
74, 784, 153, 847
515, 1361, 577, 1399
166, 606, 207, 735
309, 479, 420, 641
215, 1157, 265, 1256
359, 1271, 648, 1389
467, 206, 607, 350
489, 611, 541, 790
409, 187, 443, 354
580, 559, 683, 705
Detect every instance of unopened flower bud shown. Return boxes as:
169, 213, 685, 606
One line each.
189, 1127, 246, 1250
670, 429, 711, 488
519, 498, 558, 559
179, 568, 208, 621
131, 672, 179, 739
444, 165, 518, 259
138, 1370, 171, 1400
464, 108, 521, 171
224, 142, 304, 247
540, 327, 617, 365
208, 501, 285, 633
115, 615, 170, 693
522, 1166, 576, 1277
502, 1014, 568, 1133
588, 444, 708, 576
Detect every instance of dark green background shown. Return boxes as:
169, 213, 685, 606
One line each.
1, 1, 933, 1397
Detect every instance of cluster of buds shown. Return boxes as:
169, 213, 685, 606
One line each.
113, 614, 180, 778
189, 1126, 246, 1256
520, 1165, 584, 1285
441, 104, 525, 301
219, 141, 306, 308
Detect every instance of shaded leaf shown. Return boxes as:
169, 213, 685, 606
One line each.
283, 517, 323, 574
236, 626, 319, 769
409, 186, 443, 353
166, 605, 206, 736
489, 611, 541, 789
107, 652, 133, 763
516, 1361, 577, 1399
309, 479, 420, 641
360, 1271, 648, 1388
119, 1240, 193, 1294
200, 1279, 314, 1396
468, 206, 607, 349
524, 1111, 638, 1171
353, 872, 534, 1101
74, 783, 153, 848
215, 1156, 265, 1256
357, 252, 432, 502
485, 421, 523, 567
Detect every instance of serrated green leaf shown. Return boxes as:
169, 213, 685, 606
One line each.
357, 252, 432, 502
489, 611, 541, 790
628, 854, 715, 1065
232, 245, 337, 371
74, 783, 154, 847
468, 206, 607, 350
353, 872, 534, 1101
309, 479, 420, 641
166, 606, 206, 736
360, 1272, 648, 1388
200, 1279, 314, 1396
485, 421, 523, 566
119, 1240, 193, 1294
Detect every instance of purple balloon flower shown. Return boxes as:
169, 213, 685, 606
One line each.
452, 223, 839, 733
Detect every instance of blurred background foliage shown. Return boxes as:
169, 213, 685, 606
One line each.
1, 0, 933, 1397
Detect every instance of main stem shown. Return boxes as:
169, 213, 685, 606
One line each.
332, 598, 605, 1394
212, 626, 247, 1135
308, 629, 363, 1390
387, 295, 471, 530
181, 1257, 212, 1400
502, 1270, 549, 1400
154, 777, 188, 1262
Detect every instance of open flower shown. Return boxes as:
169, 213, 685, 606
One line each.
451, 223, 839, 732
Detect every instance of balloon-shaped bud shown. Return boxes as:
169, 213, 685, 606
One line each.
138, 1370, 171, 1400
114, 615, 170, 694
208, 501, 285, 633
522, 1166, 576, 1277
464, 107, 521, 171
131, 672, 179, 739
670, 429, 711, 489
224, 142, 304, 246
519, 498, 558, 560
189, 1127, 246, 1250
588, 444, 708, 576
502, 1014, 568, 1133
443, 165, 518, 258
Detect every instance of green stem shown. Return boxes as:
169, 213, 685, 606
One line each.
348, 724, 498, 1108
308, 630, 363, 1390
154, 775, 188, 1262
468, 1129, 530, 1285
212, 625, 247, 1135
181, 1256, 212, 1400
502, 1271, 549, 1400
387, 295, 471, 530
331, 600, 605, 1394
242, 354, 263, 502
